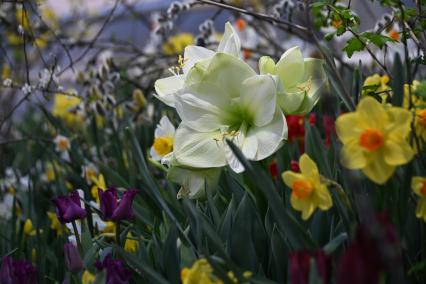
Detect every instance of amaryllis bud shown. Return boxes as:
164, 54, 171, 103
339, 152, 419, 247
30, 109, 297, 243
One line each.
53, 191, 87, 223
98, 188, 138, 221
64, 243, 83, 273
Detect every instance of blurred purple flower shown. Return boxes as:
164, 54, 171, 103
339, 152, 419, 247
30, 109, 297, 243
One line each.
64, 243, 83, 273
0, 256, 37, 284
337, 213, 401, 284
53, 190, 87, 223
95, 254, 131, 284
98, 187, 138, 221
289, 250, 329, 284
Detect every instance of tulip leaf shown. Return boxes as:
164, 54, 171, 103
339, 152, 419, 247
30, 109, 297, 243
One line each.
163, 226, 180, 283
323, 232, 348, 255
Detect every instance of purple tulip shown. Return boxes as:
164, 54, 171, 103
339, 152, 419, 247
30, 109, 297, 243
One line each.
95, 254, 131, 284
289, 250, 329, 284
53, 190, 87, 223
98, 188, 138, 221
0, 256, 37, 284
64, 243, 84, 273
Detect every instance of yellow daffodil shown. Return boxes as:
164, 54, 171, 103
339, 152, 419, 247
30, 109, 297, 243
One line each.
43, 163, 56, 182
2, 64, 10, 80
90, 174, 106, 201
282, 154, 332, 220
82, 164, 98, 185
412, 177, 426, 222
52, 93, 83, 126
124, 232, 139, 253
336, 96, 414, 184
150, 116, 175, 162
414, 108, 426, 144
82, 270, 96, 284
181, 259, 223, 284
362, 74, 392, 103
53, 135, 71, 153
47, 211, 64, 235
23, 219, 36, 236
403, 80, 423, 109
163, 33, 194, 55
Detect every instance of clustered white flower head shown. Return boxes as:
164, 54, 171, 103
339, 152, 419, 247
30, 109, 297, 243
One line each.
152, 22, 326, 198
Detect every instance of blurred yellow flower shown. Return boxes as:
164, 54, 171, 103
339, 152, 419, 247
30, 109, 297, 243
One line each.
52, 93, 83, 126
336, 97, 414, 184
181, 258, 223, 284
47, 211, 64, 235
412, 177, 426, 222
124, 232, 139, 253
91, 174, 106, 201
363, 74, 392, 102
282, 154, 332, 220
403, 80, 423, 109
24, 219, 36, 236
163, 33, 194, 55
82, 270, 96, 284
2, 64, 10, 80
16, 8, 30, 30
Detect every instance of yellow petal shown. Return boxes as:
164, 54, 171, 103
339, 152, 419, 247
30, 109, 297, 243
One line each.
412, 176, 426, 196
340, 140, 367, 169
335, 113, 363, 144
357, 97, 388, 128
314, 185, 333, 210
290, 195, 315, 220
299, 154, 319, 177
416, 198, 426, 222
362, 154, 395, 184
282, 171, 304, 188
383, 139, 414, 166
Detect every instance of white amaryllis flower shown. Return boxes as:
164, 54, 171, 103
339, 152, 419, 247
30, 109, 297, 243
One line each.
259, 46, 326, 115
173, 53, 288, 173
154, 22, 241, 107
150, 116, 175, 161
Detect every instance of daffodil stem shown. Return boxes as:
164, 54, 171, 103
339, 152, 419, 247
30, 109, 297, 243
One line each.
71, 221, 83, 252
320, 176, 354, 217
116, 221, 121, 247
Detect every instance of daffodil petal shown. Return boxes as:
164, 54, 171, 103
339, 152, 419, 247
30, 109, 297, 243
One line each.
340, 140, 367, 169
357, 96, 389, 128
335, 113, 362, 144
154, 116, 175, 138
416, 198, 426, 222
299, 153, 319, 177
282, 171, 304, 188
384, 139, 414, 166
362, 155, 395, 184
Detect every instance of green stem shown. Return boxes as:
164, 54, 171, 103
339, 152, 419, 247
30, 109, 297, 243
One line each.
320, 175, 354, 217
116, 221, 121, 247
71, 221, 83, 252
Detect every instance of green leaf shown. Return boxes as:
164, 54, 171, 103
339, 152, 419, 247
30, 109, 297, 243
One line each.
322, 233, 348, 255
343, 37, 364, 58
163, 226, 180, 283
226, 140, 316, 250
362, 32, 395, 48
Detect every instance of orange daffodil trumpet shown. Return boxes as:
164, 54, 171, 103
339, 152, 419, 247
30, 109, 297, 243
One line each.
336, 96, 414, 184
282, 154, 332, 220
412, 177, 426, 222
